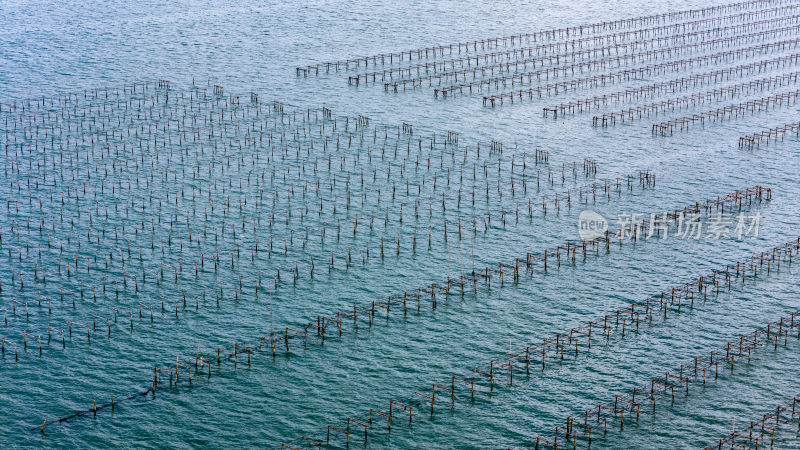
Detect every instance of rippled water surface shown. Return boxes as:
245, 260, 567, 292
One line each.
1, 0, 800, 448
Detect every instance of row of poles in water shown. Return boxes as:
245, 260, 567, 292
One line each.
353, 17, 800, 90
295, 0, 800, 151
534, 308, 800, 449
707, 396, 800, 449
3, 3, 796, 446
0, 66, 786, 450
480, 46, 800, 106
295, 0, 795, 74
0, 76, 659, 441
547, 70, 800, 117
393, 17, 800, 93
291, 0, 790, 444
0, 71, 644, 366
288, 186, 774, 449
587, 69, 800, 123
738, 119, 800, 147
1, 80, 653, 369
297, 0, 800, 107
27, 170, 656, 433
22, 184, 769, 436
289, 229, 792, 449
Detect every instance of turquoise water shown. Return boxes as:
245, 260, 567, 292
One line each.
1, 0, 800, 448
